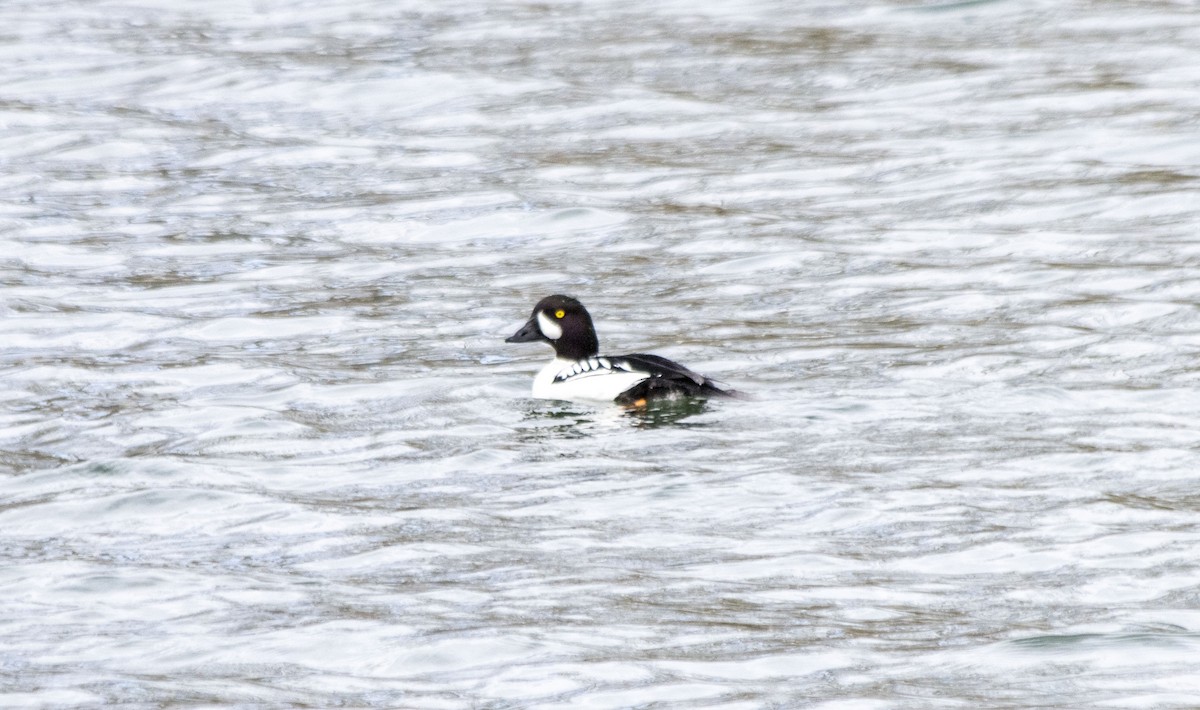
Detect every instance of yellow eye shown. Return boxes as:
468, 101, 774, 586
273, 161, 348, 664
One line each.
555, 309, 565, 319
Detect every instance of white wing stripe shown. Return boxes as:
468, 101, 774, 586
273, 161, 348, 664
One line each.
554, 357, 648, 383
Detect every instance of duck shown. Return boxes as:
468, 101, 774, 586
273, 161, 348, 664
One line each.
505, 294, 734, 406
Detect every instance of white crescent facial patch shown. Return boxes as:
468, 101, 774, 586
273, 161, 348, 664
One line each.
537, 310, 562, 340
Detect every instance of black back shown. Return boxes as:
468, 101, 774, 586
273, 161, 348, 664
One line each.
612, 353, 733, 404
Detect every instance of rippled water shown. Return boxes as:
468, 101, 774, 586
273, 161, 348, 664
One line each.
4, 0, 1200, 706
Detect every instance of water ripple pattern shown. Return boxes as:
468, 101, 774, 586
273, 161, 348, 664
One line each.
3, 0, 1200, 707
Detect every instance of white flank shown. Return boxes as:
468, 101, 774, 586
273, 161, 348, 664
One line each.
537, 311, 562, 340
532, 357, 649, 403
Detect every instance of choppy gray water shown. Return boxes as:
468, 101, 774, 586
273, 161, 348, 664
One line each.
4, 0, 1200, 707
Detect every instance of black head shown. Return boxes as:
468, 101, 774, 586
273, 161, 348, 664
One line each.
505, 294, 600, 360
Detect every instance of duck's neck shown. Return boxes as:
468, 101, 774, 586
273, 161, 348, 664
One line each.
551, 328, 599, 361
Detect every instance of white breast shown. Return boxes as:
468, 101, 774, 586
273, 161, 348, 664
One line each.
532, 357, 649, 404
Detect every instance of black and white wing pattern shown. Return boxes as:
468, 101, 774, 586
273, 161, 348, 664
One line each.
614, 353, 734, 404
550, 353, 734, 405
552, 356, 636, 382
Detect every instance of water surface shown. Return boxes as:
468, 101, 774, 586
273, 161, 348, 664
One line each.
3, 0, 1200, 707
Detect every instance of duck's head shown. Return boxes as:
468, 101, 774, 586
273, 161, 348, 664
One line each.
506, 294, 599, 360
